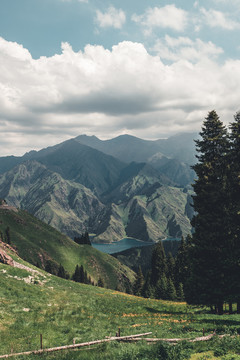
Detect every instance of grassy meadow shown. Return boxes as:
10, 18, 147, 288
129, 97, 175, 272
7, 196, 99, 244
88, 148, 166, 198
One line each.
0, 209, 136, 290
1, 255, 240, 360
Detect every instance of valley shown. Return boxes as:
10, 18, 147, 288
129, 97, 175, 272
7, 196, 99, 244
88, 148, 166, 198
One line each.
1, 131, 240, 359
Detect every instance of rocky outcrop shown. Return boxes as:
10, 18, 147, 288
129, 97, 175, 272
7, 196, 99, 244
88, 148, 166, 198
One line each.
0, 247, 14, 266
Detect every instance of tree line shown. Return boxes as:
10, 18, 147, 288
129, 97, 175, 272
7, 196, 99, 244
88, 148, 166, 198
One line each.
134, 110, 240, 315
132, 236, 189, 301
46, 261, 105, 287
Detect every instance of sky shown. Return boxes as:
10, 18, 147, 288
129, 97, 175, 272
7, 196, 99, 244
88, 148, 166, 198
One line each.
1, 0, 240, 155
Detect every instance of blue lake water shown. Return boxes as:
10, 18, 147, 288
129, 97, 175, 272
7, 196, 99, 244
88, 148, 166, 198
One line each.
92, 238, 153, 254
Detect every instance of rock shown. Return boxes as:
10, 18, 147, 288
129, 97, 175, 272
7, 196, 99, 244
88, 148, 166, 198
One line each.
0, 247, 14, 266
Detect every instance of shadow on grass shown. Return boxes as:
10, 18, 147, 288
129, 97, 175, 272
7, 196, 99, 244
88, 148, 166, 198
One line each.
145, 306, 187, 315
198, 317, 240, 328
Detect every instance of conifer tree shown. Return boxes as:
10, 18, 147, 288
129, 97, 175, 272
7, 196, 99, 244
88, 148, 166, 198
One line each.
227, 111, 240, 311
150, 241, 167, 286
79, 265, 85, 283
186, 110, 229, 314
133, 266, 144, 296
142, 271, 154, 298
72, 265, 81, 282
175, 236, 191, 291
167, 278, 177, 301
155, 274, 168, 300
57, 264, 66, 279
166, 252, 175, 281
177, 283, 185, 301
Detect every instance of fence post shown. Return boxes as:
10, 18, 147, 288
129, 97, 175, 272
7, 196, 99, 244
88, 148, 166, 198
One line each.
40, 334, 43, 350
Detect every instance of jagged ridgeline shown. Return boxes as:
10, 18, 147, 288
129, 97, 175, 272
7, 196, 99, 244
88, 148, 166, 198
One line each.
0, 208, 135, 290
0, 133, 195, 242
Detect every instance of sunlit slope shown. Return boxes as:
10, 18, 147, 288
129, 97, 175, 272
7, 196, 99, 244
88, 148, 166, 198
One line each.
0, 209, 135, 289
1, 253, 239, 359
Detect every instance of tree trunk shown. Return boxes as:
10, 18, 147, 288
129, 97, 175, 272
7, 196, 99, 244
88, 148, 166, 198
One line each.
216, 302, 223, 315
237, 300, 240, 314
229, 302, 233, 314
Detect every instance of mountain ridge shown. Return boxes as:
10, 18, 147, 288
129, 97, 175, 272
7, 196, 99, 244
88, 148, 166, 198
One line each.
0, 133, 194, 242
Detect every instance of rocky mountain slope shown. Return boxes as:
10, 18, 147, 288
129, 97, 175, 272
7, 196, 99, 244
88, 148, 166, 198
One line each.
0, 134, 194, 242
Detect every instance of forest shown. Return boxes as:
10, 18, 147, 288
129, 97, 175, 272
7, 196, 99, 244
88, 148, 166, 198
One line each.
134, 110, 240, 315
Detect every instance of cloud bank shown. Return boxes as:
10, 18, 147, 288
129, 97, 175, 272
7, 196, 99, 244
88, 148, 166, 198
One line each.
0, 36, 239, 156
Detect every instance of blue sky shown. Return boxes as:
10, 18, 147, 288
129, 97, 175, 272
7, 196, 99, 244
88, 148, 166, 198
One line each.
0, 0, 240, 155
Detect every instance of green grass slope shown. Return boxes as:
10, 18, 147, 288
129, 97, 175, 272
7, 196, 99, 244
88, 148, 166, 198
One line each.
0, 209, 135, 290
1, 255, 240, 359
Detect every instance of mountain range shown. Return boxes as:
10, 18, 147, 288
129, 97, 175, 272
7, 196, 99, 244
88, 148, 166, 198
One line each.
0, 133, 196, 242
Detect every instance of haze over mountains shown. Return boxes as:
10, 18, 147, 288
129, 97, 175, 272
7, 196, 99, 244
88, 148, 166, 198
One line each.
0, 133, 196, 242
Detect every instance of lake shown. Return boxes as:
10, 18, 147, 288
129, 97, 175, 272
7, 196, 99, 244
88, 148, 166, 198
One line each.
92, 238, 153, 254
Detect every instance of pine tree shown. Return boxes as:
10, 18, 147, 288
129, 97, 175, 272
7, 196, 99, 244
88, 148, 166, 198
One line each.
57, 264, 66, 279
227, 111, 240, 311
79, 265, 85, 283
175, 236, 191, 292
150, 241, 167, 287
186, 110, 229, 314
133, 266, 144, 296
166, 252, 175, 281
72, 265, 81, 282
177, 283, 185, 301
142, 271, 154, 298
167, 278, 177, 301
155, 274, 168, 300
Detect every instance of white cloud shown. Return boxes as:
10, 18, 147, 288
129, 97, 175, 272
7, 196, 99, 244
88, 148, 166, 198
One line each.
200, 7, 240, 29
0, 37, 240, 155
153, 35, 223, 62
132, 5, 188, 34
95, 6, 126, 29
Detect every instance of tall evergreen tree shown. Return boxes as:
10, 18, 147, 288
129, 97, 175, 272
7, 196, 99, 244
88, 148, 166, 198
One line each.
79, 265, 85, 283
175, 236, 191, 291
166, 252, 175, 281
150, 241, 167, 286
177, 283, 185, 301
133, 266, 144, 296
186, 110, 229, 314
142, 271, 154, 298
167, 278, 177, 301
155, 274, 168, 300
72, 265, 81, 282
227, 111, 240, 311
57, 264, 66, 279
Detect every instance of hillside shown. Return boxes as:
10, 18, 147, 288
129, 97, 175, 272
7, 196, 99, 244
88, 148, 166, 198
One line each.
0, 135, 194, 242
0, 161, 192, 242
0, 160, 105, 239
93, 182, 192, 243
0, 208, 135, 290
0, 250, 239, 359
